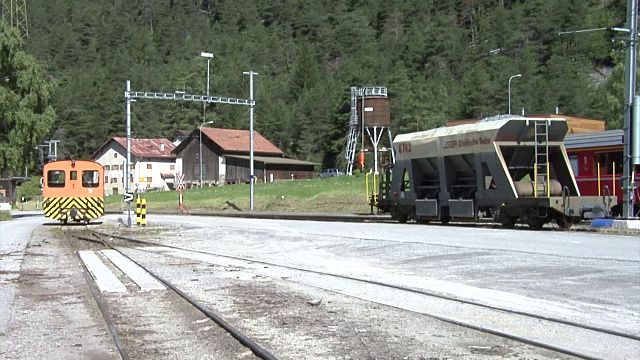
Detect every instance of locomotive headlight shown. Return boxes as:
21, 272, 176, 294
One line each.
71, 159, 76, 168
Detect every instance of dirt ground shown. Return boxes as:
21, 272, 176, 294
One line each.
109, 223, 575, 360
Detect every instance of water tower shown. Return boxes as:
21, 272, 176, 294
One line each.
345, 86, 394, 175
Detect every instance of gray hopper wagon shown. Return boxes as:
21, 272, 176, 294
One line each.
376, 117, 616, 229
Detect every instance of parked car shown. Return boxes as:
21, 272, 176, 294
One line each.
317, 168, 345, 179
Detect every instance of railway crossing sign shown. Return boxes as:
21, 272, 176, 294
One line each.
176, 173, 185, 190
123, 192, 134, 202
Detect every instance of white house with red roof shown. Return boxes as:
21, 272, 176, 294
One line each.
90, 137, 176, 196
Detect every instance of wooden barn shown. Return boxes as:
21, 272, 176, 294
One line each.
173, 128, 318, 187
446, 114, 605, 134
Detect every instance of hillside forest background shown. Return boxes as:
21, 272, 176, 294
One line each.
0, 0, 635, 175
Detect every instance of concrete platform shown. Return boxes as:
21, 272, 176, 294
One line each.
612, 219, 640, 230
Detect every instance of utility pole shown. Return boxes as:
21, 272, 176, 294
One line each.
124, 77, 255, 216
559, 1, 638, 219
1, 0, 28, 38
243, 71, 258, 210
621, 0, 638, 219
125, 80, 132, 228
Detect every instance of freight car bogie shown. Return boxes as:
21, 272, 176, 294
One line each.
495, 205, 580, 230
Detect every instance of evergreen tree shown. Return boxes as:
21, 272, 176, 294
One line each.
0, 21, 56, 175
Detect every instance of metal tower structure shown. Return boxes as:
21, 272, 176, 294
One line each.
345, 86, 394, 175
1, 0, 28, 38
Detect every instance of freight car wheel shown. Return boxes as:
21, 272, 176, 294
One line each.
556, 216, 573, 230
528, 217, 545, 230
398, 213, 409, 224
440, 216, 451, 225
501, 216, 516, 229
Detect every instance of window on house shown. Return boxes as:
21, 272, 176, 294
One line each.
111, 177, 117, 183
139, 177, 145, 182
130, 164, 135, 170
120, 164, 124, 170
147, 164, 152, 170
170, 165, 175, 170
114, 153, 118, 158
104, 176, 109, 184
104, 165, 110, 171
146, 177, 152, 183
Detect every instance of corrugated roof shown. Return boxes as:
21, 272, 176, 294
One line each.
91, 137, 176, 159
225, 155, 319, 166
201, 128, 283, 154
564, 129, 624, 149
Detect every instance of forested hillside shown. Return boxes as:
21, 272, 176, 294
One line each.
23, 0, 629, 168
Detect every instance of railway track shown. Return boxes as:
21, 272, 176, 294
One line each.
108, 209, 614, 232
88, 229, 639, 360
63, 227, 278, 360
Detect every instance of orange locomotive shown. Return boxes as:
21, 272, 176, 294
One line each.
42, 159, 104, 223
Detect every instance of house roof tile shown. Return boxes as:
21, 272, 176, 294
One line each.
201, 128, 283, 154
91, 137, 176, 159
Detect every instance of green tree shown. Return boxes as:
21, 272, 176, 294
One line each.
0, 21, 56, 176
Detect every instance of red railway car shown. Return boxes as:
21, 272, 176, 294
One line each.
564, 130, 640, 216
42, 159, 105, 223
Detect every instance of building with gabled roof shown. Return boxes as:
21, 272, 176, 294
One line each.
173, 127, 318, 187
90, 137, 177, 196
171, 130, 191, 146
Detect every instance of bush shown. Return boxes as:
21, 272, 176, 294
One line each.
16, 177, 43, 201
0, 211, 11, 221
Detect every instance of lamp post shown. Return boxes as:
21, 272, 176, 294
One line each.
508, 74, 522, 114
199, 120, 214, 187
200, 52, 213, 96
199, 52, 214, 189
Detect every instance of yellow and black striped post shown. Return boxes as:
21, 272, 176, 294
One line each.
136, 194, 142, 225
140, 199, 147, 226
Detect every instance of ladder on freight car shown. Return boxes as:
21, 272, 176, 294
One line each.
533, 119, 550, 198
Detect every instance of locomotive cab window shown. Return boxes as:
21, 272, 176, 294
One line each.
70, 171, 77, 181
82, 170, 100, 187
47, 170, 65, 188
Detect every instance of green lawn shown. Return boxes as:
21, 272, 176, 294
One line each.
0, 211, 11, 221
106, 174, 377, 214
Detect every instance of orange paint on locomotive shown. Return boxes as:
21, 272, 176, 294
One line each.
42, 160, 105, 223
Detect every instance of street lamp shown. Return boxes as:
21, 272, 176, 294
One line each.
508, 74, 522, 114
199, 120, 215, 187
200, 52, 213, 96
